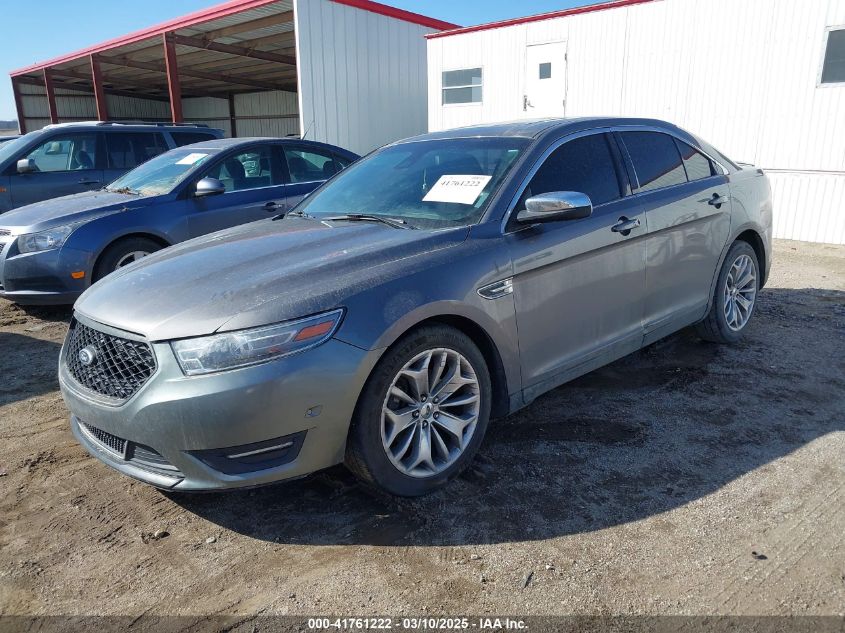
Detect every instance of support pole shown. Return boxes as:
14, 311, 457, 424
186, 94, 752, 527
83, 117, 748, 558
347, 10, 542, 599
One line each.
90, 55, 109, 121
162, 34, 183, 123
12, 78, 27, 133
43, 69, 58, 124
228, 93, 237, 138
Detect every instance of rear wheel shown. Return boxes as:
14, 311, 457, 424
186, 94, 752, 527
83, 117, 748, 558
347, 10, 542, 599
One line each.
94, 237, 163, 281
696, 240, 759, 343
345, 325, 491, 496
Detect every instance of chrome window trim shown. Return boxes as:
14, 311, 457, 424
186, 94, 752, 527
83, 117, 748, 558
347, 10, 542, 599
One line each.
500, 124, 730, 235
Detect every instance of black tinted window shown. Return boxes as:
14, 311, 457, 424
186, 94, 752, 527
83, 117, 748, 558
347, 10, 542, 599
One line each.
524, 133, 622, 206
622, 132, 687, 192
106, 133, 167, 169
821, 28, 845, 84
676, 139, 715, 181
171, 131, 216, 147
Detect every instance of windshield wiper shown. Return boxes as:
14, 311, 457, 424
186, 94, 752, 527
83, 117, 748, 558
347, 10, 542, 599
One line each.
325, 214, 414, 230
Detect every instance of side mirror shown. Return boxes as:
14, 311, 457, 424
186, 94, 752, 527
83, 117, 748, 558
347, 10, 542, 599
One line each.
16, 158, 36, 174
194, 177, 226, 197
517, 191, 593, 224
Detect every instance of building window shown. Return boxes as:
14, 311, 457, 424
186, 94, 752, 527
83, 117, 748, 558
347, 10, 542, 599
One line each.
821, 27, 845, 84
442, 68, 482, 104
539, 63, 552, 80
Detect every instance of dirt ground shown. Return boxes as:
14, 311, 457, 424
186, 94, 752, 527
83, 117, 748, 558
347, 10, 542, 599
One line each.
0, 239, 843, 621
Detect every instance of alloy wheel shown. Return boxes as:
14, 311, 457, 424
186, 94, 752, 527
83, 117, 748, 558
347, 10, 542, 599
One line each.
380, 348, 481, 478
115, 250, 151, 269
723, 253, 757, 331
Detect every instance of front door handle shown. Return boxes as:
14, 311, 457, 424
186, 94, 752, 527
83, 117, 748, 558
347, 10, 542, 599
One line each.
708, 193, 729, 208
263, 201, 280, 211
611, 216, 641, 235
78, 179, 100, 185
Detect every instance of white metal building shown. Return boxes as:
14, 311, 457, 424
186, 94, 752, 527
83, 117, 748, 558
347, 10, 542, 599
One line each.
427, 0, 845, 245
9, 0, 457, 155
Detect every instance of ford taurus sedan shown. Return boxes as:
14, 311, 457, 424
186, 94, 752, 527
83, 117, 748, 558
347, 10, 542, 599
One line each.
59, 118, 772, 496
0, 137, 357, 304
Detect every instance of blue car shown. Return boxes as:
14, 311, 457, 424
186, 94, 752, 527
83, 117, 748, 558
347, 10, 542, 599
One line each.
0, 122, 223, 212
0, 137, 358, 304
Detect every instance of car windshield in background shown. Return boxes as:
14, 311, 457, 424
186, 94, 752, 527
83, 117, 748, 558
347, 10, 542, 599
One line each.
106, 148, 217, 196
0, 133, 32, 165
297, 138, 530, 229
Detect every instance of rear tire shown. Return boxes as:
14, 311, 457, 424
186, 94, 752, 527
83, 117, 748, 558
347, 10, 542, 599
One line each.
345, 325, 492, 497
696, 240, 759, 344
94, 237, 163, 282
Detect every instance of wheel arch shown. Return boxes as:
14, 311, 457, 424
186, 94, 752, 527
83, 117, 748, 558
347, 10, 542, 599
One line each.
92, 232, 171, 278
734, 228, 767, 288
355, 312, 512, 421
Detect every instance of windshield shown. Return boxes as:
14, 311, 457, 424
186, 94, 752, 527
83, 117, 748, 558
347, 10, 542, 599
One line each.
297, 138, 530, 229
0, 133, 33, 166
107, 148, 217, 196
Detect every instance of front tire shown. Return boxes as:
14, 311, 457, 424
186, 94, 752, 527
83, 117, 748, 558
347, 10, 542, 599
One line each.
696, 240, 760, 344
94, 237, 163, 281
345, 325, 492, 496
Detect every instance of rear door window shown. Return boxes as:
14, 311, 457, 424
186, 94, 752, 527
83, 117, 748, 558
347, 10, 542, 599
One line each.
523, 133, 624, 207
171, 131, 217, 147
106, 133, 168, 170
621, 131, 687, 193
284, 147, 346, 183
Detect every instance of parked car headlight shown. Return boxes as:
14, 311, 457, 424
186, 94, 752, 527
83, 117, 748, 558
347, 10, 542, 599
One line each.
18, 224, 77, 254
171, 309, 344, 376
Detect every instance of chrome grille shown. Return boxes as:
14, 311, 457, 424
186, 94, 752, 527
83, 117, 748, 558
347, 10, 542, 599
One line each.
65, 319, 156, 401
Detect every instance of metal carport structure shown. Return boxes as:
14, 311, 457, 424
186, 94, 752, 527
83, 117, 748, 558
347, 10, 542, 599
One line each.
9, 0, 458, 154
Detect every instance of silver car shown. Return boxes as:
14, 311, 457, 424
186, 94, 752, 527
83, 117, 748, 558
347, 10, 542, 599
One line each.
59, 118, 772, 496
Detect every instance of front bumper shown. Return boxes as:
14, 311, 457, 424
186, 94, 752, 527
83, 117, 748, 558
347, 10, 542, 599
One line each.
0, 242, 91, 305
59, 316, 381, 491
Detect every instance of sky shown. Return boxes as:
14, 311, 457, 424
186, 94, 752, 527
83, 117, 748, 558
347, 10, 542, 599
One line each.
0, 0, 589, 121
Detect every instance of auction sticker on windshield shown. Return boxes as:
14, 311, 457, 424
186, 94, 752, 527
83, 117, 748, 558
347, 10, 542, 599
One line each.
423, 174, 492, 205
176, 153, 210, 166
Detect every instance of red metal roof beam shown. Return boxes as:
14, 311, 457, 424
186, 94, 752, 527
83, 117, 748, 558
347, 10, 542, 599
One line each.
167, 34, 296, 66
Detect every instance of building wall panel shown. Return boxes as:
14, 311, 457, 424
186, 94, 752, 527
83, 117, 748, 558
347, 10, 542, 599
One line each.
428, 0, 845, 244
295, 0, 435, 154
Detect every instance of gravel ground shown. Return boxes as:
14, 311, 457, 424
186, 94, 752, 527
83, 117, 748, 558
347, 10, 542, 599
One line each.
0, 239, 843, 622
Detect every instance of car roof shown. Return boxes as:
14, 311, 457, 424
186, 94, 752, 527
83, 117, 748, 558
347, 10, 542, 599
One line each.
397, 117, 693, 143
180, 137, 357, 155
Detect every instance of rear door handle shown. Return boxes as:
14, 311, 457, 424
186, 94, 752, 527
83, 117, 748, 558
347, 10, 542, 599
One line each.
611, 216, 641, 235
263, 201, 280, 211
708, 193, 729, 208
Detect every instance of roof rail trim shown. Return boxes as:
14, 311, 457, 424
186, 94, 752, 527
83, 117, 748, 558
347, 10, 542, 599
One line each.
425, 0, 657, 39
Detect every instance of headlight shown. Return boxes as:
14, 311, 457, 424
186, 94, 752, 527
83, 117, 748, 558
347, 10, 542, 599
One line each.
18, 224, 77, 254
171, 309, 344, 376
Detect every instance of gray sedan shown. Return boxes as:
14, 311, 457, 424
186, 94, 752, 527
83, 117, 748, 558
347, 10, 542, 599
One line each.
59, 117, 773, 496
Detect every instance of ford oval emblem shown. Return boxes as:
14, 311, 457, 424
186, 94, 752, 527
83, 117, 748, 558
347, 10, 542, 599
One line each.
78, 346, 98, 366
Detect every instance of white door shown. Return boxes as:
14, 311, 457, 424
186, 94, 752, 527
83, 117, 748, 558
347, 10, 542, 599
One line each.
523, 42, 567, 118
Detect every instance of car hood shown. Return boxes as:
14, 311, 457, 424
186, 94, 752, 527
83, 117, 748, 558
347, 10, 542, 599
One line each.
75, 218, 469, 341
0, 190, 156, 232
